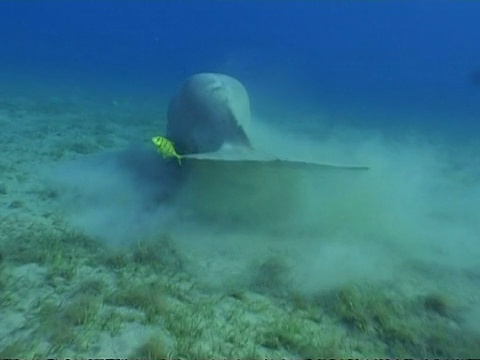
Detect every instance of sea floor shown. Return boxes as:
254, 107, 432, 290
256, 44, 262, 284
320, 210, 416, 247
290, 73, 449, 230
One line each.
1, 93, 480, 358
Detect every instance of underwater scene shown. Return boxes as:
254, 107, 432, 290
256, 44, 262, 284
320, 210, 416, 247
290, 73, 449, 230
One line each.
1, 1, 480, 358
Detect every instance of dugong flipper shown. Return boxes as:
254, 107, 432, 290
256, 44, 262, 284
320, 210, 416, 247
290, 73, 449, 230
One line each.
166, 73, 251, 155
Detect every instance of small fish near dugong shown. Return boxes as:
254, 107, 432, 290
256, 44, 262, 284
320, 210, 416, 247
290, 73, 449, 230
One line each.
166, 73, 252, 155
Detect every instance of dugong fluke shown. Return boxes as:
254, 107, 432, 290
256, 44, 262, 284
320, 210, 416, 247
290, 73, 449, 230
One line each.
166, 73, 251, 155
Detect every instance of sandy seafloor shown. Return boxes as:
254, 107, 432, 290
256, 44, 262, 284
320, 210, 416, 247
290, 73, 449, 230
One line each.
1, 91, 480, 359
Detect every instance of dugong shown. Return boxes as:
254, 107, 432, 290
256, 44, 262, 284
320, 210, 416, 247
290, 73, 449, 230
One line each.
166, 73, 252, 155
163, 73, 369, 229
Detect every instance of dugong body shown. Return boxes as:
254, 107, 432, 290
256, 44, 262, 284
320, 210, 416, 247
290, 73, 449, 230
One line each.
166, 73, 251, 155
163, 73, 369, 229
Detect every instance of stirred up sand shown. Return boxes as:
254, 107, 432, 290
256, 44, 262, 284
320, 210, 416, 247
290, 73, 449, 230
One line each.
1, 91, 480, 358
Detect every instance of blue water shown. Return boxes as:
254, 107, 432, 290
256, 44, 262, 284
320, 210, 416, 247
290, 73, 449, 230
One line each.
1, 1, 479, 136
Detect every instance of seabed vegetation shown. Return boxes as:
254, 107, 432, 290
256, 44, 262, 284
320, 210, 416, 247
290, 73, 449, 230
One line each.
1, 215, 479, 358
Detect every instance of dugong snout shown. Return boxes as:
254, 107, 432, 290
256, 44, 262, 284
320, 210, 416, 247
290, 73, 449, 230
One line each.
166, 73, 251, 155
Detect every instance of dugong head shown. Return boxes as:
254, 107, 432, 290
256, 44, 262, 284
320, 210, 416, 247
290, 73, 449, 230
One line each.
166, 73, 251, 155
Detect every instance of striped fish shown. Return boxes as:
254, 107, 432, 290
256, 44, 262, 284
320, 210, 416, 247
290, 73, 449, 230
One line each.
151, 136, 182, 165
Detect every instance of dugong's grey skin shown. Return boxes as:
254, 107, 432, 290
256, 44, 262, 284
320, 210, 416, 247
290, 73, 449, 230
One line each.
166, 73, 251, 155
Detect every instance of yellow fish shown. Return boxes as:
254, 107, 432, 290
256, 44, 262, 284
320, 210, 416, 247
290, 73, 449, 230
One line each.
151, 136, 182, 165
